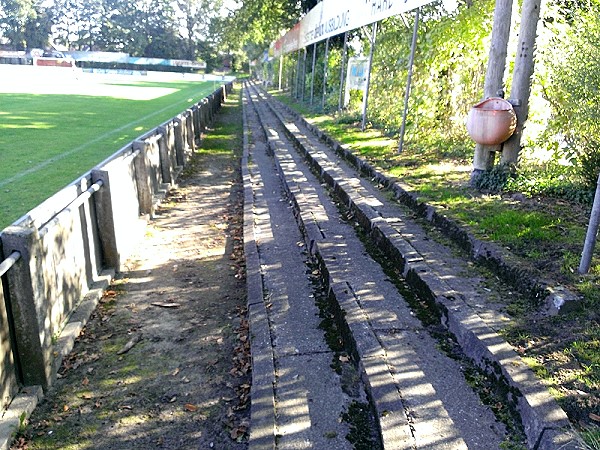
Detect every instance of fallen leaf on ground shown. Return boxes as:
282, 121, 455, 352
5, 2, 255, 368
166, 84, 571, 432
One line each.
590, 413, 600, 422
151, 302, 182, 308
116, 334, 142, 355
184, 403, 198, 412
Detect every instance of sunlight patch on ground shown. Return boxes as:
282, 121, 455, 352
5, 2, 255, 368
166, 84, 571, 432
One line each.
426, 162, 471, 174
0, 65, 178, 100
0, 121, 53, 130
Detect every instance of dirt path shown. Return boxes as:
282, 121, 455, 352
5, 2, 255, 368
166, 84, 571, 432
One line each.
14, 91, 249, 450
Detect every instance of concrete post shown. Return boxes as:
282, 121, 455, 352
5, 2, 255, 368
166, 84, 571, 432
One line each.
0, 278, 18, 406
278, 54, 284, 91
157, 130, 174, 185
1, 225, 52, 388
197, 102, 206, 133
204, 97, 211, 126
212, 93, 217, 116
185, 109, 195, 156
295, 50, 301, 98
91, 169, 120, 270
322, 37, 330, 111
579, 171, 600, 273
164, 123, 178, 169
173, 117, 185, 166
207, 95, 215, 124
338, 32, 348, 112
192, 104, 200, 139
361, 22, 378, 132
132, 140, 153, 215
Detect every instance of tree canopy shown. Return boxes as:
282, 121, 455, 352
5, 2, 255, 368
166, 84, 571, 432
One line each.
1, 0, 599, 189
0, 0, 227, 66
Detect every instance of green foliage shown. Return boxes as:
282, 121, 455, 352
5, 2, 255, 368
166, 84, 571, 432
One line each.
0, 0, 41, 49
473, 164, 512, 193
368, 0, 493, 144
0, 0, 221, 63
224, 0, 317, 62
540, 6, 600, 188
473, 160, 594, 205
504, 161, 595, 204
579, 426, 600, 450
578, 145, 600, 189
341, 402, 381, 450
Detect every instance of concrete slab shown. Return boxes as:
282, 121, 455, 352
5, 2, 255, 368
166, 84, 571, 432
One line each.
275, 352, 352, 450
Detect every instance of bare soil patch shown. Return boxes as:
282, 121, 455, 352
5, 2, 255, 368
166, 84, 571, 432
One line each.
13, 93, 249, 449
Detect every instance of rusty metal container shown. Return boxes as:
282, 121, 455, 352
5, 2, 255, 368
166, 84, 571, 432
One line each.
466, 97, 517, 145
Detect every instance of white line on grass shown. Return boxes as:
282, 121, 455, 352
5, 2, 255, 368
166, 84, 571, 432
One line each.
0, 100, 194, 189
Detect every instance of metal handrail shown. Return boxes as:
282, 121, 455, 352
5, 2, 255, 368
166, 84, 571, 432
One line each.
39, 180, 104, 237
0, 251, 21, 278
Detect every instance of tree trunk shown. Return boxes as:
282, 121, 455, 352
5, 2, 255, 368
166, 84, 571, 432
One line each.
501, 0, 543, 166
471, 0, 514, 183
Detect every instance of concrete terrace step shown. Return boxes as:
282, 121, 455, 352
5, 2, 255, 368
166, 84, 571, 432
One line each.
242, 81, 578, 450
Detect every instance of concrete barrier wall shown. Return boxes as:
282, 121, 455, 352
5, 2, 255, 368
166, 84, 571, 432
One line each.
0, 83, 233, 403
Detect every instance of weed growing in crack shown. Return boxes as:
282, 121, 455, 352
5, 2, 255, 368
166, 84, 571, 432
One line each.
341, 401, 382, 450
305, 256, 381, 443
335, 200, 528, 448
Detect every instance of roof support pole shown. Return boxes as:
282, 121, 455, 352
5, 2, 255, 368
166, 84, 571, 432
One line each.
398, 7, 420, 152
310, 42, 317, 105
322, 37, 330, 110
361, 21, 378, 132
278, 54, 284, 91
338, 32, 348, 112
579, 171, 600, 273
301, 47, 307, 102
294, 50, 301, 98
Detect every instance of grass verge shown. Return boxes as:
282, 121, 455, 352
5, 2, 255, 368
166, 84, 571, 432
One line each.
0, 75, 216, 229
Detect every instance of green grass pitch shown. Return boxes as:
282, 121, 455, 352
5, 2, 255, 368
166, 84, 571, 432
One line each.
0, 66, 219, 229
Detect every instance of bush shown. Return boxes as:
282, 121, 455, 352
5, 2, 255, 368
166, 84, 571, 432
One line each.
577, 142, 600, 189
541, 7, 600, 187
473, 164, 512, 193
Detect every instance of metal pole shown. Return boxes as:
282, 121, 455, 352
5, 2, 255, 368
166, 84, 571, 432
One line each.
398, 8, 420, 152
278, 54, 283, 90
338, 32, 348, 111
295, 50, 301, 98
301, 47, 307, 102
310, 43, 317, 105
288, 54, 292, 92
322, 37, 330, 110
361, 22, 378, 132
579, 171, 600, 273
321, 38, 329, 110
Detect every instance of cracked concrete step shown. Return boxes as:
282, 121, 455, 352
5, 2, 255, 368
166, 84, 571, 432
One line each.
244, 82, 510, 449
243, 86, 358, 449
245, 81, 577, 450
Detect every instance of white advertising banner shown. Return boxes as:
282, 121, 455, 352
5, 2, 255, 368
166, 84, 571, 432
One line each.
274, 0, 436, 56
